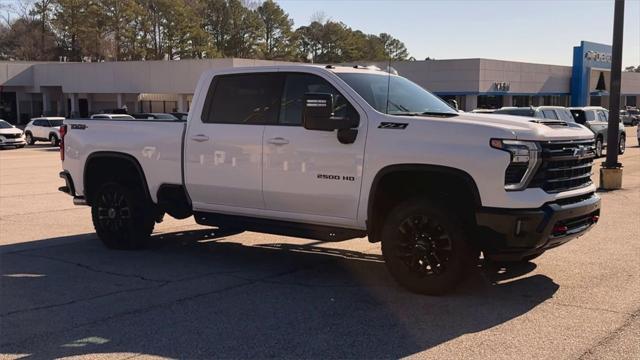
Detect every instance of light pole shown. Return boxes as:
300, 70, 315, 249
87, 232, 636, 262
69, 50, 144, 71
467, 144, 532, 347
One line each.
600, 0, 625, 189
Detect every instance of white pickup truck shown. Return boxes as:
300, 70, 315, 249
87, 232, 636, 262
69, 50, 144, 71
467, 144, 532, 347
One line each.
59, 65, 601, 294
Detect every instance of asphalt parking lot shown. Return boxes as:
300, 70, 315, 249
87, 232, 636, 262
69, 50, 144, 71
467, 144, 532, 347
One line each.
1, 136, 639, 359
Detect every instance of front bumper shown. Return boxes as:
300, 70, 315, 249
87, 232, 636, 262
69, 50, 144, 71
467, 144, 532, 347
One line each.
0, 139, 26, 147
476, 193, 601, 260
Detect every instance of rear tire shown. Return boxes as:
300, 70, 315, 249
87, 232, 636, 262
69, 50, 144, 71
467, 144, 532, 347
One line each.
91, 182, 155, 250
380, 198, 478, 295
49, 134, 59, 147
618, 135, 625, 155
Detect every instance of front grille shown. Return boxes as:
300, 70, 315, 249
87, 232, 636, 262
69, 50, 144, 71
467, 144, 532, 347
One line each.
555, 192, 596, 206
3, 133, 22, 139
529, 139, 595, 193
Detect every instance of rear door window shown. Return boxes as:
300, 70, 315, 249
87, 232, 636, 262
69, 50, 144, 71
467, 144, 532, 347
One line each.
202, 73, 284, 125
541, 109, 558, 119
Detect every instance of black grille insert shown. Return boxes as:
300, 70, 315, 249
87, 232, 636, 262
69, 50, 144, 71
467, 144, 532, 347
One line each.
2, 133, 22, 139
530, 139, 595, 193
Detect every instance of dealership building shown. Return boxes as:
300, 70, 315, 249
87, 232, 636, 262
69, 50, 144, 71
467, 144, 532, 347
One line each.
1, 41, 639, 124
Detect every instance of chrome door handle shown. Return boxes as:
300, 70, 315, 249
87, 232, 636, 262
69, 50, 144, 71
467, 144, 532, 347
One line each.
191, 134, 210, 142
267, 137, 290, 145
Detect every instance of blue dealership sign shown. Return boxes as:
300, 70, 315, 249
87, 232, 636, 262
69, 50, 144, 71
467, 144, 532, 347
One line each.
571, 41, 612, 106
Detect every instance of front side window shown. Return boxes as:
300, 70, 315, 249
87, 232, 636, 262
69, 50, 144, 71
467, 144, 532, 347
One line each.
337, 73, 457, 116
49, 119, 63, 127
202, 73, 283, 125
557, 109, 574, 122
279, 73, 355, 125
596, 110, 607, 121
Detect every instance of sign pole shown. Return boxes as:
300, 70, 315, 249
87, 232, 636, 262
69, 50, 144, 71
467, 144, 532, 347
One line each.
600, 0, 625, 189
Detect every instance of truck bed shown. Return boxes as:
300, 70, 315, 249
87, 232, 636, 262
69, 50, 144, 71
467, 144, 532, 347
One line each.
62, 119, 186, 202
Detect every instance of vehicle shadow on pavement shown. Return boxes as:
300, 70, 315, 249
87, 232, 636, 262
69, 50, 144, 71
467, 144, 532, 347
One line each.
0, 229, 558, 359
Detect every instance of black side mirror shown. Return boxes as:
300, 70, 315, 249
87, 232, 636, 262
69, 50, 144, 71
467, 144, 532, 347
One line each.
303, 93, 358, 131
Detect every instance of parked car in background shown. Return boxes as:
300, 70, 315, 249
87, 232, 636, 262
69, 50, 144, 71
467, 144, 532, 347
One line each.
626, 108, 639, 126
619, 110, 633, 126
131, 113, 179, 120
0, 119, 26, 149
493, 106, 575, 122
90, 114, 135, 120
24, 117, 64, 146
170, 112, 188, 121
568, 107, 626, 156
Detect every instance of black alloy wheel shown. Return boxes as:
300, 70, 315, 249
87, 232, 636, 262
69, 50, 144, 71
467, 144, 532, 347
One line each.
395, 215, 452, 276
91, 182, 154, 249
381, 199, 477, 295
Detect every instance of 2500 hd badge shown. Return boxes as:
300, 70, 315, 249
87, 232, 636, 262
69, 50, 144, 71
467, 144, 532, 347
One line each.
317, 174, 356, 181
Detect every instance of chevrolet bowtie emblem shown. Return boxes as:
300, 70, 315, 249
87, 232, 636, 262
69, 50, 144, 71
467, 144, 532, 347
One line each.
573, 145, 588, 159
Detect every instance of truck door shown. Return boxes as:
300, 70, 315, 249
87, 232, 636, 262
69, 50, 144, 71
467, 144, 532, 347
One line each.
262, 72, 366, 223
184, 72, 283, 211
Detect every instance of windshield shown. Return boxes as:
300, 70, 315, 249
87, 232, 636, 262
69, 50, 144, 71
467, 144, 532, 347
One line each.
112, 115, 135, 120
0, 120, 13, 129
49, 119, 64, 127
337, 73, 457, 116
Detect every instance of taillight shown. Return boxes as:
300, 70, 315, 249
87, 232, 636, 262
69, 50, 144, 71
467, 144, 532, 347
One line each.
60, 124, 67, 161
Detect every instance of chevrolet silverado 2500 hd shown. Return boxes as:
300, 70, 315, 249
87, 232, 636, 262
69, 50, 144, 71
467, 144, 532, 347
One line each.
59, 65, 601, 294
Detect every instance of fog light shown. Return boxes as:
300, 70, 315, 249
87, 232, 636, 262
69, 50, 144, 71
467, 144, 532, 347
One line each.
591, 215, 599, 223
552, 225, 568, 235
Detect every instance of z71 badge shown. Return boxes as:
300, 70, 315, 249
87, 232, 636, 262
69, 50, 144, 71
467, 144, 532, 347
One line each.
378, 122, 408, 129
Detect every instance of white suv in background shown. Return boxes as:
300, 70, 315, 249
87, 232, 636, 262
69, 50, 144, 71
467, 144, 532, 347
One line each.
24, 117, 65, 146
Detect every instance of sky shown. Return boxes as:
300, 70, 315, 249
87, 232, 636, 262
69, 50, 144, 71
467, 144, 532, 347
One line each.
277, 0, 640, 67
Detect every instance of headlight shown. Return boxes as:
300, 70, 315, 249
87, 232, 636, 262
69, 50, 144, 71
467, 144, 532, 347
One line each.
490, 139, 541, 190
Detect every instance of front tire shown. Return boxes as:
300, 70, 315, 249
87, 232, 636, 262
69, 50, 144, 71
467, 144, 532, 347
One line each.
25, 133, 35, 145
595, 137, 603, 158
91, 182, 155, 250
618, 135, 625, 154
380, 199, 478, 295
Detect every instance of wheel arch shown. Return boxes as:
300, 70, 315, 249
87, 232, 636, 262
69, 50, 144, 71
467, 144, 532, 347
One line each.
83, 151, 151, 205
366, 164, 481, 243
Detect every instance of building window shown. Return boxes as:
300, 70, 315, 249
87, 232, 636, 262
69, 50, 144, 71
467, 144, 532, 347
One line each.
541, 95, 569, 107
477, 95, 503, 109
513, 96, 531, 107
438, 95, 466, 111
